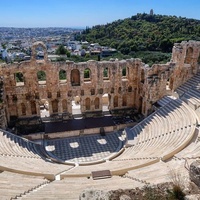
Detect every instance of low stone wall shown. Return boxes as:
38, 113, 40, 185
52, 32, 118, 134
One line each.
23, 122, 136, 140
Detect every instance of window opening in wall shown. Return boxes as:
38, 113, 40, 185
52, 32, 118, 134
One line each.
122, 66, 127, 79
102, 93, 109, 112
59, 69, 67, 83
72, 96, 81, 116
39, 99, 49, 118
103, 67, 109, 80
37, 71, 46, 85
84, 68, 91, 82
15, 72, 24, 86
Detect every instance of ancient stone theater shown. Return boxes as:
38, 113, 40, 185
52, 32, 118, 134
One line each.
0, 40, 199, 199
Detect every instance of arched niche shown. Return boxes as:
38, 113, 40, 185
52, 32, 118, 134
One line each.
52, 100, 58, 113
71, 69, 80, 86
21, 103, 26, 115
185, 47, 193, 64
114, 96, 118, 108
30, 101, 37, 115
62, 99, 68, 112
15, 72, 24, 86
122, 95, 127, 107
85, 98, 91, 110
94, 97, 100, 109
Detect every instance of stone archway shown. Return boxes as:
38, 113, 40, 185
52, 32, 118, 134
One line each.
102, 93, 109, 112
71, 96, 81, 115
39, 99, 50, 118
31, 41, 48, 61
185, 47, 193, 64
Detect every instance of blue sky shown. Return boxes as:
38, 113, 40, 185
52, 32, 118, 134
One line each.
1, 0, 200, 28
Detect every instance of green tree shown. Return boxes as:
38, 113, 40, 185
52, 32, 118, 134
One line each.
56, 45, 67, 55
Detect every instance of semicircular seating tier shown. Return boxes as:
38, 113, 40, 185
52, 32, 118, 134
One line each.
0, 97, 198, 179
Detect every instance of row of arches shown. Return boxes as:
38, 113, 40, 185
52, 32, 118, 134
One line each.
14, 66, 129, 86
18, 94, 128, 117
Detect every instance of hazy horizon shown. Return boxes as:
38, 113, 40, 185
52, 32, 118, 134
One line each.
1, 0, 200, 28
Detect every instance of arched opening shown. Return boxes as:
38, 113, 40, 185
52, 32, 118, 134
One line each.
94, 97, 100, 109
85, 98, 91, 111
21, 103, 26, 115
30, 101, 37, 115
114, 96, 118, 108
103, 67, 109, 80
185, 47, 193, 64
62, 99, 68, 112
34, 45, 45, 60
102, 93, 109, 112
31, 42, 47, 61
122, 95, 127, 107
37, 71, 46, 85
141, 69, 145, 83
59, 69, 67, 83
72, 96, 81, 115
52, 100, 58, 113
71, 69, 80, 86
122, 66, 127, 79
15, 72, 24, 86
39, 99, 50, 118
84, 68, 91, 82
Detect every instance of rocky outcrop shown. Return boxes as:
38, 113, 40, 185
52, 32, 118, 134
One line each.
79, 189, 112, 200
190, 160, 200, 188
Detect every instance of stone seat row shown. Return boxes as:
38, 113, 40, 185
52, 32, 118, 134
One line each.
0, 171, 49, 200
0, 131, 40, 158
176, 72, 200, 96
126, 99, 195, 145
156, 95, 175, 107
117, 99, 196, 161
126, 159, 189, 185
174, 128, 200, 159
17, 176, 144, 200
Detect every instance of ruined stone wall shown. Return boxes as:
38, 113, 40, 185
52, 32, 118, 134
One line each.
0, 40, 199, 126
